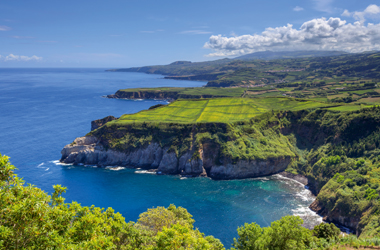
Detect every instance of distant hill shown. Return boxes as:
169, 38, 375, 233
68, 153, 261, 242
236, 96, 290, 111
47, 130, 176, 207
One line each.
107, 51, 380, 87
235, 50, 348, 60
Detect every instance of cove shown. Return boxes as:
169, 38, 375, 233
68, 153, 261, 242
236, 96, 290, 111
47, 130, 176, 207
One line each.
0, 68, 321, 246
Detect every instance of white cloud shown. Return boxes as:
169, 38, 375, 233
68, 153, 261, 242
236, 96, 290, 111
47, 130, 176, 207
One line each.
0, 25, 11, 31
342, 4, 380, 24
313, 0, 334, 13
2, 54, 42, 61
204, 15, 380, 57
179, 30, 212, 35
293, 6, 304, 12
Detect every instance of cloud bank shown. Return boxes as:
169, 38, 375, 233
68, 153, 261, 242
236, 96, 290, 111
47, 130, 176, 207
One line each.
204, 5, 380, 57
1, 54, 42, 62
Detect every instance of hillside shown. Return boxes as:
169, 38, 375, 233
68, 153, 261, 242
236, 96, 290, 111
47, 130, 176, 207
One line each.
107, 51, 380, 88
234, 50, 347, 60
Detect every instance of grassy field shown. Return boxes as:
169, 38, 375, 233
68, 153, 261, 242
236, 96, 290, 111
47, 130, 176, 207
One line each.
110, 97, 332, 125
324, 104, 374, 112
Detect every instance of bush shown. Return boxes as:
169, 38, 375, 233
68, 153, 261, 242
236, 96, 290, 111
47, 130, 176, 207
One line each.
312, 223, 340, 240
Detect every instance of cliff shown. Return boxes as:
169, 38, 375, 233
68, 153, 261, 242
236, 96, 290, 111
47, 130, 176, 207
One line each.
61, 115, 295, 179
61, 135, 291, 179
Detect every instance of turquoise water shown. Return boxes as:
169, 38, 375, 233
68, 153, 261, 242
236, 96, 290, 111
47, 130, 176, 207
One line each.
0, 68, 321, 246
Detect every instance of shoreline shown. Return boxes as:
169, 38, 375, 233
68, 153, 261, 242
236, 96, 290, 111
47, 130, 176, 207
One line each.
103, 95, 174, 103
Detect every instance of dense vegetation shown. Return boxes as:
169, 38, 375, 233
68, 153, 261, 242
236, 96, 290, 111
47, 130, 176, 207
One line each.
3, 153, 380, 249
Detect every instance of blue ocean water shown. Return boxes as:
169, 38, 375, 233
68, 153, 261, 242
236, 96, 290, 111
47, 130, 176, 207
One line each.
0, 68, 321, 246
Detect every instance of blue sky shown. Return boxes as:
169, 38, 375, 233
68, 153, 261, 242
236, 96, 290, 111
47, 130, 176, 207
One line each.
0, 0, 379, 67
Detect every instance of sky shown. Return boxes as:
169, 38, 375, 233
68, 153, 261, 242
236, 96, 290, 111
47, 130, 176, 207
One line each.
0, 0, 380, 67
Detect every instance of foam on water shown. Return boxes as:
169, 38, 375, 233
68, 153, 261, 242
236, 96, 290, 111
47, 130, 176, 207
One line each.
108, 167, 126, 171
135, 170, 157, 174
51, 160, 73, 166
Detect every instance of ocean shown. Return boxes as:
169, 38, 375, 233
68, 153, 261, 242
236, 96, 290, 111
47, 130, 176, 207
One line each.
0, 68, 321, 246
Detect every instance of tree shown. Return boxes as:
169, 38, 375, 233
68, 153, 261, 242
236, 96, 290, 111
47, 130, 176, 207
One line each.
137, 204, 194, 234
0, 153, 146, 249
312, 223, 340, 241
232, 216, 315, 250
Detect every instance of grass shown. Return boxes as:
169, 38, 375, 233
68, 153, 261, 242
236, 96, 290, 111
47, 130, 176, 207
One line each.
110, 97, 331, 125
358, 97, 380, 104
325, 104, 374, 112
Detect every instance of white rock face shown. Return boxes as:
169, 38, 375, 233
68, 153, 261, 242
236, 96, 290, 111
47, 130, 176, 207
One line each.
60, 136, 290, 179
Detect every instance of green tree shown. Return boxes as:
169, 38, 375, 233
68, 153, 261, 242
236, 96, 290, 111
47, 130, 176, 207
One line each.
0, 153, 146, 249
312, 223, 340, 241
232, 216, 314, 250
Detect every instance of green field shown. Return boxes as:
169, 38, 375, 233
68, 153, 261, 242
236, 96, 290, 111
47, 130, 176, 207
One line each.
325, 104, 373, 112
111, 97, 331, 125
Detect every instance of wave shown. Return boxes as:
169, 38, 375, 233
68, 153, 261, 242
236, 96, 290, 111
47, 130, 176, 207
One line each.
108, 167, 126, 171
273, 174, 305, 187
50, 160, 73, 166
135, 170, 157, 174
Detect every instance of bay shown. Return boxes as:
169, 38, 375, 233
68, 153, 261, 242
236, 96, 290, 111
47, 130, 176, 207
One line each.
0, 68, 321, 246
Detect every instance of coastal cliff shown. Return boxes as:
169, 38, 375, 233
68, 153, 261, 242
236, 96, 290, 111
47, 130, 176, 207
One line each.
309, 199, 361, 234
61, 135, 292, 179
60, 109, 297, 179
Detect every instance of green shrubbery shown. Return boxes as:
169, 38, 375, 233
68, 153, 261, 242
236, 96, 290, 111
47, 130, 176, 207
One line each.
3, 153, 380, 249
0, 153, 223, 249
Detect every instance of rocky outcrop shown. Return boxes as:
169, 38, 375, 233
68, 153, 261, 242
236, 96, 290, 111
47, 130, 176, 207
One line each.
91, 116, 117, 131
309, 199, 361, 235
60, 136, 291, 179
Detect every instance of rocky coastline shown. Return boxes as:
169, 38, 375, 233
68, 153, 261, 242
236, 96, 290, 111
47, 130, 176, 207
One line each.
60, 135, 291, 180
278, 171, 360, 234
59, 111, 362, 235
